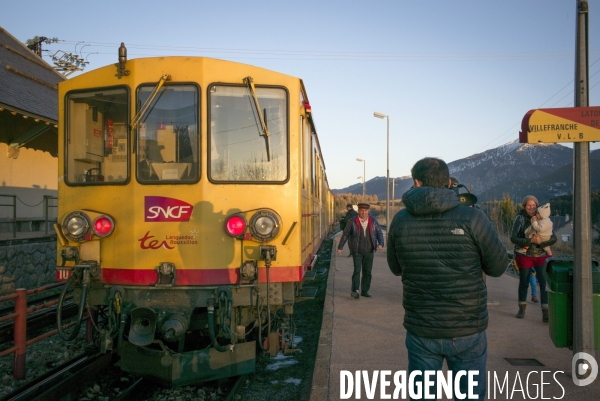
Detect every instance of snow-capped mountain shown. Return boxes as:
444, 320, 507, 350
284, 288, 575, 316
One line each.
447, 140, 574, 198
333, 140, 600, 204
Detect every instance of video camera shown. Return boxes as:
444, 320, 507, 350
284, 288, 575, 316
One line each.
450, 177, 478, 207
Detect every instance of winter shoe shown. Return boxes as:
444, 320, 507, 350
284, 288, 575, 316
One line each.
516, 304, 526, 319
542, 308, 549, 323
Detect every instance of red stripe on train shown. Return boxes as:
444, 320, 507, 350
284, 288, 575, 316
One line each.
57, 266, 304, 285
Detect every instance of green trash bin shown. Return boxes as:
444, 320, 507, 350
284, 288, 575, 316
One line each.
543, 258, 600, 349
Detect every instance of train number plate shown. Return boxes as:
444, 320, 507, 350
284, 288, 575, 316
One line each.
56, 268, 74, 281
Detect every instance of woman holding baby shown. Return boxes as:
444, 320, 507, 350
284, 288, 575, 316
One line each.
510, 195, 557, 322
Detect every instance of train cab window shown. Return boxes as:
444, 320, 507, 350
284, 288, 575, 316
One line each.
65, 87, 129, 185
209, 85, 288, 182
136, 84, 199, 183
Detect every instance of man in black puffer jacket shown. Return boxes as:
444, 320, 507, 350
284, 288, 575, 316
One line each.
387, 157, 508, 400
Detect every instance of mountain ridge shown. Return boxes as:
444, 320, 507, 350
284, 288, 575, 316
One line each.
332, 140, 600, 204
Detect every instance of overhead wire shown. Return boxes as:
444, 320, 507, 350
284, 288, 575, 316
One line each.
52, 39, 597, 62
41, 39, 600, 153
476, 57, 600, 152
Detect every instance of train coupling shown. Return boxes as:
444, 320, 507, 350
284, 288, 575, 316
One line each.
60, 246, 80, 266
66, 261, 100, 284
240, 260, 257, 282
259, 245, 277, 261
156, 262, 176, 286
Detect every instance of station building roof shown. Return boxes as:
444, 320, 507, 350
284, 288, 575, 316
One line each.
0, 26, 64, 156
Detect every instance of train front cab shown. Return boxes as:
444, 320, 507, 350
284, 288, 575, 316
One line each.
54, 56, 330, 386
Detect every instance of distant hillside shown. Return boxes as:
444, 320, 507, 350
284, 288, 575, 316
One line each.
448, 142, 573, 196
332, 176, 412, 201
333, 140, 600, 204
479, 158, 600, 203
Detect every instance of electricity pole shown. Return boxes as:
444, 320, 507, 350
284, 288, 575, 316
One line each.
26, 36, 89, 76
572, 0, 595, 358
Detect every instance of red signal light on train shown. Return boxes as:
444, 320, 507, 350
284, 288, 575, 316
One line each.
302, 100, 311, 113
225, 215, 246, 237
93, 215, 115, 238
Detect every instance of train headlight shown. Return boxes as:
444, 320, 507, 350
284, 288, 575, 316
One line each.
225, 215, 247, 237
62, 211, 91, 242
93, 215, 115, 238
249, 210, 281, 242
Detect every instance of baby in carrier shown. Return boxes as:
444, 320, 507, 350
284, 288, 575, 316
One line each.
523, 203, 553, 257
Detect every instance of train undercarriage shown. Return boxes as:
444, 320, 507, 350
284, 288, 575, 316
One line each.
58, 263, 300, 386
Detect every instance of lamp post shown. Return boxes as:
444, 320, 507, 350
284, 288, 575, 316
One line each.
391, 177, 395, 217
357, 176, 365, 200
356, 158, 366, 200
374, 112, 390, 226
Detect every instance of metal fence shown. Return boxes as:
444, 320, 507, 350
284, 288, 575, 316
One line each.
0, 195, 17, 238
0, 194, 57, 239
0, 282, 84, 380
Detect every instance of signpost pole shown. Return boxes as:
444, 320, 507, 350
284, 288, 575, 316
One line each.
572, 0, 595, 358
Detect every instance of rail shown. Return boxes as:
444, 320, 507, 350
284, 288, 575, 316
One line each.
0, 282, 85, 380
0, 194, 17, 238
3, 352, 114, 401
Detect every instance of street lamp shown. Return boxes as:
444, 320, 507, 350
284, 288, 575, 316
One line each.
374, 112, 390, 226
357, 176, 365, 200
356, 158, 366, 200
391, 177, 395, 217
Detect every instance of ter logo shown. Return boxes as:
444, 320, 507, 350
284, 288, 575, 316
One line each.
572, 352, 598, 386
145, 196, 193, 222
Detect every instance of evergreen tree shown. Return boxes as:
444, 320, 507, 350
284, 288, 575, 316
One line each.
499, 194, 517, 234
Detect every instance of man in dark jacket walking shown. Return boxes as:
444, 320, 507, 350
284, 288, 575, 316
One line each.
337, 203, 384, 299
387, 157, 508, 400
339, 203, 358, 231
340, 203, 359, 257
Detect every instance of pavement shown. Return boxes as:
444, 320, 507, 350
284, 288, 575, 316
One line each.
310, 233, 600, 401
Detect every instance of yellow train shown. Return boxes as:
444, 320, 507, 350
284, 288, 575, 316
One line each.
54, 44, 335, 385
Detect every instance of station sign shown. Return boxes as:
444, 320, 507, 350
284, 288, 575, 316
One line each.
519, 106, 600, 143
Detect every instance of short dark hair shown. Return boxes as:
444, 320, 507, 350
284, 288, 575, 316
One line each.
346, 203, 352, 208
411, 157, 449, 189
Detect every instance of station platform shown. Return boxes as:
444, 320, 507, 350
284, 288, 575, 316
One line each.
310, 234, 600, 401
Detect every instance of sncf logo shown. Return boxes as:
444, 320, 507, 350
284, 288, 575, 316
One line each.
145, 196, 193, 222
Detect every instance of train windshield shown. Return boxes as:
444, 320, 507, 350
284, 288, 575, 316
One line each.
136, 84, 199, 183
209, 85, 288, 182
65, 87, 129, 185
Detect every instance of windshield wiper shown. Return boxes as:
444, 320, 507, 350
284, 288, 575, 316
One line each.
243, 76, 271, 161
131, 74, 171, 130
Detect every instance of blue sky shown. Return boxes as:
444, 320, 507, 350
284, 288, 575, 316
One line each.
4, 0, 599, 190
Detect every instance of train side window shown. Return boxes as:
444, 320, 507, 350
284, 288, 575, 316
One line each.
65, 87, 129, 185
136, 84, 199, 184
208, 85, 288, 183
300, 116, 305, 190
305, 123, 311, 193
311, 147, 316, 195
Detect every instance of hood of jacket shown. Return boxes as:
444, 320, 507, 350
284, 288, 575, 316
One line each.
537, 203, 551, 219
402, 186, 461, 216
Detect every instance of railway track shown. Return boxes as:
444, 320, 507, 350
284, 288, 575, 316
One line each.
0, 300, 78, 344
1, 351, 114, 401
0, 295, 249, 401
1, 345, 249, 401
0, 290, 65, 317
